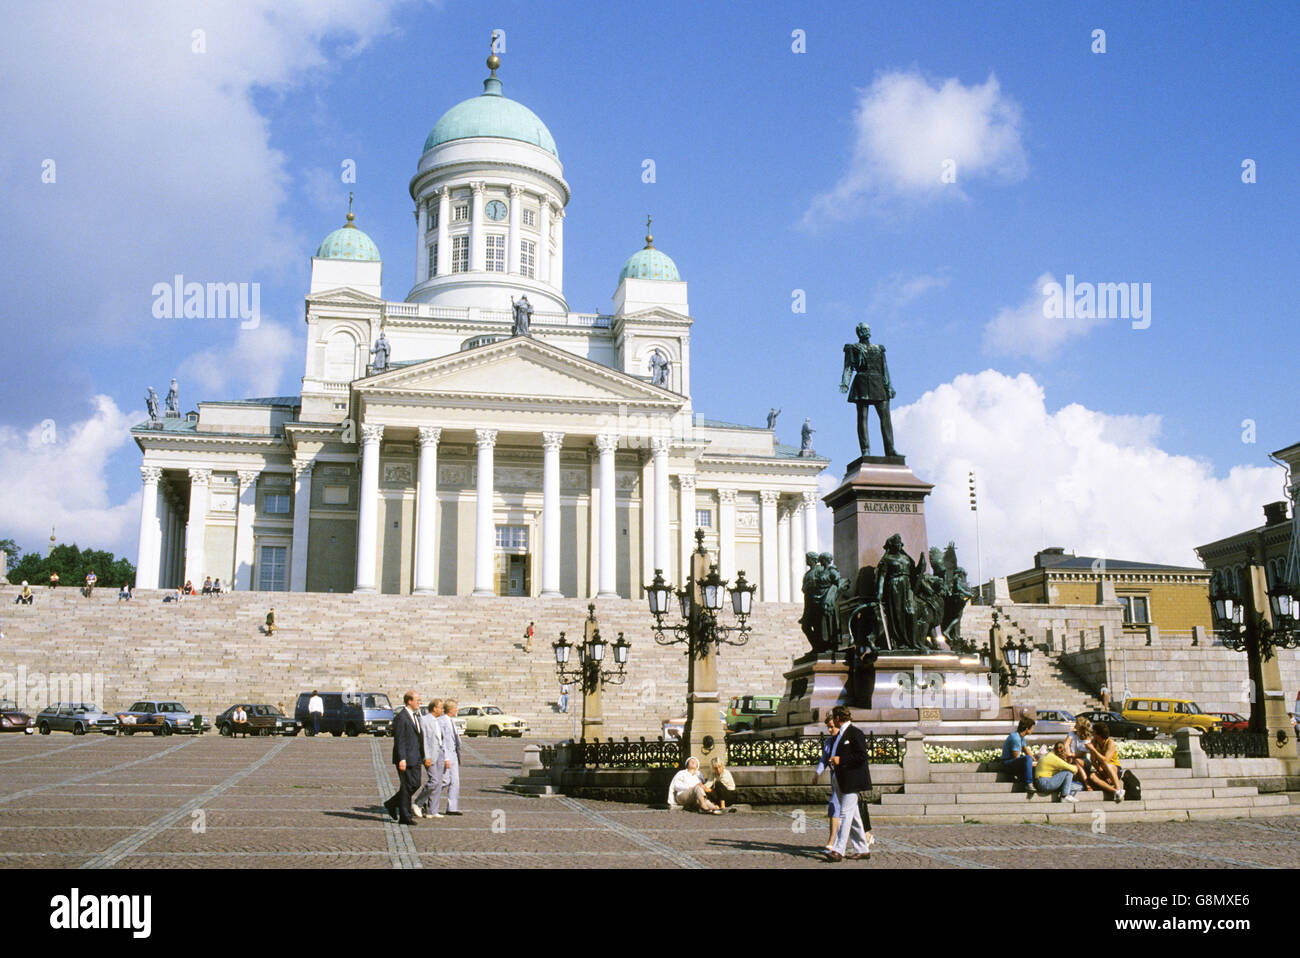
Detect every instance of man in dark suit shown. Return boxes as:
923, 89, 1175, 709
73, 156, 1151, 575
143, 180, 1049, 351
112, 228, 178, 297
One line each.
823, 705, 873, 862
384, 690, 424, 826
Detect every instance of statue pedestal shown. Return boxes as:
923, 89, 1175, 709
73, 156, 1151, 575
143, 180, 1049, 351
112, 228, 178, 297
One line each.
823, 456, 934, 579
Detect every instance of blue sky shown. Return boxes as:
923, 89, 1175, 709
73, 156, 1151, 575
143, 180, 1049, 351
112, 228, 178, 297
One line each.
1, 0, 1296, 576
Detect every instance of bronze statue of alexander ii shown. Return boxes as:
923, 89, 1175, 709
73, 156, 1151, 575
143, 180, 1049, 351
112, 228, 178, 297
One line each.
839, 323, 899, 458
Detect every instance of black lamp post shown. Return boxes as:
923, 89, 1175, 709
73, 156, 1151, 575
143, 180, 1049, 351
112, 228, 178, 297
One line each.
553, 603, 630, 741
980, 612, 1032, 696
1209, 565, 1299, 734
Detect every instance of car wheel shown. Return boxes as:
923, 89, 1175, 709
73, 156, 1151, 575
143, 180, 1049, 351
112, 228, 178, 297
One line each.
160, 724, 173, 736
289, 728, 301, 737
345, 725, 360, 737
219, 724, 231, 736
38, 722, 50, 735
331, 730, 342, 737
488, 726, 501, 738
105, 729, 116, 736
72, 723, 85, 735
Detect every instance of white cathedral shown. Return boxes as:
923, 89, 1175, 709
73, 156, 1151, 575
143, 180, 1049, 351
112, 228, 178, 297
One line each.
132, 51, 827, 600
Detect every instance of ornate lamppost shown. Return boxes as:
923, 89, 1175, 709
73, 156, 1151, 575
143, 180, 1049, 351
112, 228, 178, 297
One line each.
552, 603, 630, 741
1208, 557, 1299, 750
644, 529, 756, 765
979, 611, 1032, 698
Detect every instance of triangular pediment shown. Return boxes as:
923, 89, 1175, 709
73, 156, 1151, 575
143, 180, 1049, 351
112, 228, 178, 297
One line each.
356, 336, 683, 407
306, 286, 386, 306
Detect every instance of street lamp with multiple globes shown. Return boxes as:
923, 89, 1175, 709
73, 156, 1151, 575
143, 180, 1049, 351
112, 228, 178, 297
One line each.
979, 611, 1033, 696
643, 529, 757, 764
553, 603, 630, 741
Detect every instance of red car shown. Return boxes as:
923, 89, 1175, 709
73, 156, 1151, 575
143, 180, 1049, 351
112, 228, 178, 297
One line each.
1211, 712, 1249, 733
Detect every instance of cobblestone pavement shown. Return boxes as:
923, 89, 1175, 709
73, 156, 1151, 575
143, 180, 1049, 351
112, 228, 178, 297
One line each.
2, 733, 1299, 869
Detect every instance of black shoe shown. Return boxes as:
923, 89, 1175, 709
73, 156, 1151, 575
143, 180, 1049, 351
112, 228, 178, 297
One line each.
446, 810, 463, 816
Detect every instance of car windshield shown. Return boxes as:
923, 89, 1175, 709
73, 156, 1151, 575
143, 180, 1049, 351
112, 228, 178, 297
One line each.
160, 703, 184, 712
73, 704, 96, 713
485, 707, 502, 714
364, 695, 391, 710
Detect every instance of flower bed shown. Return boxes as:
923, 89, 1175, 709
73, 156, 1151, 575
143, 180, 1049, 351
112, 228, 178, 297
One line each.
924, 741, 1174, 765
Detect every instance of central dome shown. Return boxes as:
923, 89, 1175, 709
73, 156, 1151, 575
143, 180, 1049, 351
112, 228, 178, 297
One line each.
424, 75, 557, 156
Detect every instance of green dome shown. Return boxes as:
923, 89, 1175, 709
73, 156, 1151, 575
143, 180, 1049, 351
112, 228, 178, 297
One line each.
619, 246, 680, 283
316, 213, 380, 261
424, 76, 557, 156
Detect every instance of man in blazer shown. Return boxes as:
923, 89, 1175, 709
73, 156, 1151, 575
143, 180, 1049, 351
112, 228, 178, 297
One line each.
413, 697, 446, 819
437, 699, 463, 815
823, 705, 873, 862
383, 690, 424, 826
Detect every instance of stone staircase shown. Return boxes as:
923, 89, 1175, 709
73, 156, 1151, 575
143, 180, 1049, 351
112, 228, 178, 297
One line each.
997, 606, 1101, 715
873, 758, 1294, 824
0, 587, 806, 739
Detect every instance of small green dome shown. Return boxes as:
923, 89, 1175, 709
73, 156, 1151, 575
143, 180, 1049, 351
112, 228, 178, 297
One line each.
316, 212, 380, 261
619, 223, 680, 282
424, 75, 557, 156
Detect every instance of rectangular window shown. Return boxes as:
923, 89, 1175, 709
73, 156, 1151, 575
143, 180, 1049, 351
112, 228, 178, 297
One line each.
1120, 595, 1150, 625
485, 234, 506, 272
264, 494, 291, 514
453, 204, 469, 223
257, 545, 288, 591
428, 205, 439, 229
452, 235, 469, 273
522, 208, 536, 228
520, 239, 535, 278
695, 509, 712, 529
495, 525, 528, 550
428, 243, 437, 278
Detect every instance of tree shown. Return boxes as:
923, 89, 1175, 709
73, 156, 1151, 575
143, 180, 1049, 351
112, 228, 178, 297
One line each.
6, 543, 136, 589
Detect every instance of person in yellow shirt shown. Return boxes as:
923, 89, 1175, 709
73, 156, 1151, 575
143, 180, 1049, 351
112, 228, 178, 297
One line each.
1033, 742, 1081, 802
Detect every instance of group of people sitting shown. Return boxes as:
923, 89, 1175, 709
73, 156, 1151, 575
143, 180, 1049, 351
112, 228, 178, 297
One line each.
1002, 714, 1126, 802
667, 756, 738, 813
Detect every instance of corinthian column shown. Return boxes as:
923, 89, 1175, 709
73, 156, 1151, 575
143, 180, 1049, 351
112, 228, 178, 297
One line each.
803, 490, 820, 555
136, 466, 162, 589
183, 468, 211, 587
596, 433, 618, 598
288, 462, 311, 591
413, 427, 441, 595
541, 431, 564, 596
236, 469, 259, 591
760, 490, 779, 602
507, 184, 522, 274
651, 437, 670, 575
469, 181, 485, 272
718, 488, 737, 581
472, 428, 498, 596
678, 474, 696, 583
354, 424, 383, 593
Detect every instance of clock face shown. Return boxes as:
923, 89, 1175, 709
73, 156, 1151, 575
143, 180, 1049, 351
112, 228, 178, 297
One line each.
485, 200, 508, 221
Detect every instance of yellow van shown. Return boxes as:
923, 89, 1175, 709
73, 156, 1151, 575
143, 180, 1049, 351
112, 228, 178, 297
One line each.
1120, 698, 1221, 735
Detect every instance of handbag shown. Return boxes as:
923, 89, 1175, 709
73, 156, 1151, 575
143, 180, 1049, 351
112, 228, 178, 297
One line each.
1120, 768, 1142, 800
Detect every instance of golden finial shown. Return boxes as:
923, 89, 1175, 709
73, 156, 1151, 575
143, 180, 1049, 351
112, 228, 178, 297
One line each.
487, 32, 501, 75
645, 215, 654, 249
345, 191, 355, 228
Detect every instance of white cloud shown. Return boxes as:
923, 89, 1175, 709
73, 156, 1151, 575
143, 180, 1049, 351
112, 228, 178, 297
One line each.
0, 397, 142, 562
983, 272, 1109, 361
177, 319, 300, 401
890, 370, 1282, 582
867, 271, 951, 316
805, 70, 1026, 224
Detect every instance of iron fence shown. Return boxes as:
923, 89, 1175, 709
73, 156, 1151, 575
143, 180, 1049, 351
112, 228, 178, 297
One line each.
1201, 730, 1270, 759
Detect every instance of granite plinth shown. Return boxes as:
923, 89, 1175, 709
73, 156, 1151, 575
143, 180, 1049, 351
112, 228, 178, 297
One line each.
823, 459, 934, 578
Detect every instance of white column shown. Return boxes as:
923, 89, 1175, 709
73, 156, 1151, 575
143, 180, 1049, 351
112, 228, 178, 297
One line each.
436, 187, 450, 276
803, 490, 820, 554
469, 181, 485, 272
790, 500, 806, 592
678, 474, 696, 583
651, 437, 670, 575
541, 431, 564, 597
156, 489, 171, 589
413, 427, 440, 595
354, 424, 383, 593
760, 490, 779, 602
183, 468, 211, 588
538, 195, 551, 285
415, 202, 428, 285
718, 488, 737, 582
507, 184, 522, 274
596, 433, 618, 597
777, 503, 792, 603
551, 205, 564, 291
289, 462, 312, 592
236, 469, 259, 591
473, 428, 497, 596
136, 466, 162, 589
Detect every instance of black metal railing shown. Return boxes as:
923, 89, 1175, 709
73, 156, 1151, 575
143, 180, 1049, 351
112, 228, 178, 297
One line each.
726, 731, 904, 767
1201, 731, 1270, 759
561, 737, 685, 769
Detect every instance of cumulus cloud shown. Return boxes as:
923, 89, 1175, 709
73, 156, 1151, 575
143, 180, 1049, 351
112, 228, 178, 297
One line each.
0, 397, 142, 561
983, 272, 1109, 361
805, 70, 1027, 224
178, 318, 300, 401
891, 370, 1283, 580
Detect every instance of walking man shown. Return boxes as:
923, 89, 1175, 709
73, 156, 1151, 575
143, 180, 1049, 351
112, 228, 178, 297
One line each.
523, 620, 535, 654
383, 691, 424, 826
822, 705, 873, 862
438, 699, 463, 815
307, 690, 324, 736
559, 683, 570, 714
413, 697, 446, 819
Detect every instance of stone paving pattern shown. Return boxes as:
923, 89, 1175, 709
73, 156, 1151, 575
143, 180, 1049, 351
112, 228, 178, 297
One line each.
3, 733, 1300, 869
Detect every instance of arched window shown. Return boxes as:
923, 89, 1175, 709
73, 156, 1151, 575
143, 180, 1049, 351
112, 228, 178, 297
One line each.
324, 329, 358, 381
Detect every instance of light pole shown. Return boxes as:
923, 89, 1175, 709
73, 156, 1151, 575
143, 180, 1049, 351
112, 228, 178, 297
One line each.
644, 529, 756, 766
969, 471, 983, 604
552, 603, 630, 741
978, 610, 1032, 700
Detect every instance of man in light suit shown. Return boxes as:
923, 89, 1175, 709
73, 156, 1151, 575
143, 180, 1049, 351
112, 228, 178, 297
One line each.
437, 698, 463, 816
383, 690, 424, 826
821, 705, 873, 862
412, 697, 446, 819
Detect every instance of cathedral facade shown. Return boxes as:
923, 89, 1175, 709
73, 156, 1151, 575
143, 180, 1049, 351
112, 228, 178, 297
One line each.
132, 53, 827, 600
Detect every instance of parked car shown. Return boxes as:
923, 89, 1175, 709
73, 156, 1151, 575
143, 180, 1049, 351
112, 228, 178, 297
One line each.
293, 691, 393, 737
1027, 709, 1076, 735
459, 704, 529, 737
116, 700, 210, 735
1075, 709, 1158, 740
1121, 697, 1220, 735
725, 694, 780, 732
34, 702, 119, 735
215, 703, 300, 737
662, 711, 728, 741
1210, 711, 1250, 733
0, 698, 33, 734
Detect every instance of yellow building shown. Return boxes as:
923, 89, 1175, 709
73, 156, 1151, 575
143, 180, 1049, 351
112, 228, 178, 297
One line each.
1007, 548, 1212, 640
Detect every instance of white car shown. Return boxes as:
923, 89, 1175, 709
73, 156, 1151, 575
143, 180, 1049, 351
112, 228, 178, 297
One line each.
459, 704, 528, 737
